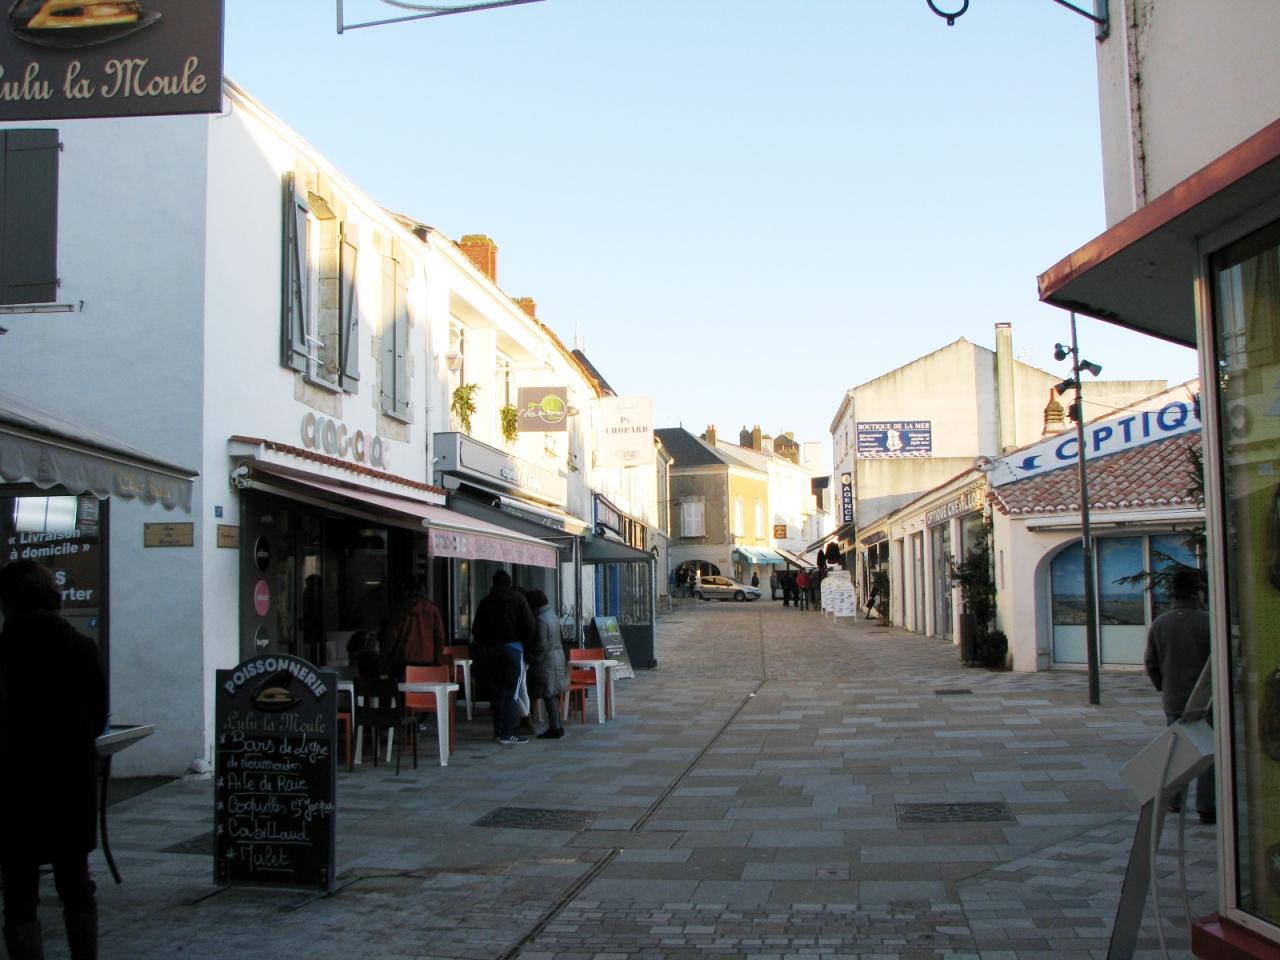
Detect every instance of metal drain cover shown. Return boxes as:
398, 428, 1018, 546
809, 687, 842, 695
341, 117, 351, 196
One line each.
934, 688, 973, 696
473, 806, 597, 831
896, 802, 1014, 824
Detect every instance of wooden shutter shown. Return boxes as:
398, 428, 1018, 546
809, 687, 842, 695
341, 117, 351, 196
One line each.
280, 172, 310, 372
393, 258, 411, 420
339, 228, 359, 392
0, 129, 59, 305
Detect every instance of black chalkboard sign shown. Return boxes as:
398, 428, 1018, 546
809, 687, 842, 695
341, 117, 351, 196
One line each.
214, 655, 336, 892
588, 616, 634, 679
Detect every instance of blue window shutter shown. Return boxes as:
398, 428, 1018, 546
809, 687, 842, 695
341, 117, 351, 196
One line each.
0, 129, 59, 305
339, 230, 359, 392
281, 172, 310, 372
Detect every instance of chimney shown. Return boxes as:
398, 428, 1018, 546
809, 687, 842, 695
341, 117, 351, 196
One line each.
704, 425, 717, 445
1042, 387, 1067, 436
514, 297, 537, 319
739, 425, 752, 447
458, 234, 497, 282
995, 322, 1017, 453
752, 424, 762, 450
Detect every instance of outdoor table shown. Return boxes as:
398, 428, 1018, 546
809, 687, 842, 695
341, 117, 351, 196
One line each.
570, 659, 619, 723
452, 657, 473, 721
95, 723, 154, 884
398, 681, 459, 767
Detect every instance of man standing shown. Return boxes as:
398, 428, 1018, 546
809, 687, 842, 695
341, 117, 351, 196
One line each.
472, 570, 536, 745
1144, 569, 1215, 823
0, 560, 108, 960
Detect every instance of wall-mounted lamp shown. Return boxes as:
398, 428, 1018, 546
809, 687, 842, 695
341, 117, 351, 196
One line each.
443, 351, 462, 373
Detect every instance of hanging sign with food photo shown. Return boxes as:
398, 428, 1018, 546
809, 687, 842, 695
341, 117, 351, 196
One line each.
0, 0, 223, 120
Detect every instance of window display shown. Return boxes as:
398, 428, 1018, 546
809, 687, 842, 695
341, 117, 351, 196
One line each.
1211, 216, 1280, 929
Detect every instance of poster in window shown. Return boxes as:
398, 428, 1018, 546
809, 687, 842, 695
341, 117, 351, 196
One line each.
0, 0, 224, 121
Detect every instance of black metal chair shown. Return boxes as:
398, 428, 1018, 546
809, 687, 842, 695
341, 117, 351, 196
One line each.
353, 677, 417, 773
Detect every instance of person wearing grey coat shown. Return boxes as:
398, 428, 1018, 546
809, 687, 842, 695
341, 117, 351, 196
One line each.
524, 589, 568, 739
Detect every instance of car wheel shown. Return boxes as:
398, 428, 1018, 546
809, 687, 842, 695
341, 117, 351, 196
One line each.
694, 591, 704, 601
734, 591, 745, 601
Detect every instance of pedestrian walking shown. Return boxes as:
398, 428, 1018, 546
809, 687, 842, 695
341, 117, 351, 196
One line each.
524, 589, 568, 739
796, 569, 810, 610
472, 570, 536, 744
0, 560, 108, 960
769, 571, 779, 601
750, 572, 760, 588
1144, 568, 1215, 822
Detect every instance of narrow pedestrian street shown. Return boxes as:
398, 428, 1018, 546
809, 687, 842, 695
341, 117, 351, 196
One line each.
82, 601, 1215, 960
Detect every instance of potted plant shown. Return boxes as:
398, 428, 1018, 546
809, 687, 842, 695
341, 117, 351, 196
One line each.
870, 569, 891, 625
499, 403, 519, 445
450, 383, 479, 435
947, 520, 1006, 668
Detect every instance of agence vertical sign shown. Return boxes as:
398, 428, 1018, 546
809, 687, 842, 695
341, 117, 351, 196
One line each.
0, 0, 224, 121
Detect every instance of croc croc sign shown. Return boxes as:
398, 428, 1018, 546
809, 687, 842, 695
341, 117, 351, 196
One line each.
0, 0, 223, 120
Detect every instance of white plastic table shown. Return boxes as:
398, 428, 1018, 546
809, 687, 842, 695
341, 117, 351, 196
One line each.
398, 681, 459, 767
452, 657, 473, 721
567, 659, 619, 723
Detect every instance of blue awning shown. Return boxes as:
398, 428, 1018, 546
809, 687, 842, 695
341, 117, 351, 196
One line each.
734, 546, 785, 566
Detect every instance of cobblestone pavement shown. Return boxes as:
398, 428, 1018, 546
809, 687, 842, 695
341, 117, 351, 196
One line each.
30, 598, 1216, 959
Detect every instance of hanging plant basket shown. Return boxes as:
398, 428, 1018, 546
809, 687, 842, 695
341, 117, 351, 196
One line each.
499, 404, 519, 444
451, 383, 479, 435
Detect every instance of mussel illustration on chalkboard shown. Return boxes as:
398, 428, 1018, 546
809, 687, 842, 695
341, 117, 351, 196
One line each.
249, 670, 302, 713
8, 0, 161, 49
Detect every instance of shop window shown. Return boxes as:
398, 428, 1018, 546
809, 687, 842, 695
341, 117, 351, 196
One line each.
1210, 215, 1280, 930
1150, 532, 1198, 619
0, 129, 59, 305
1, 492, 105, 648
280, 173, 360, 393
379, 243, 411, 422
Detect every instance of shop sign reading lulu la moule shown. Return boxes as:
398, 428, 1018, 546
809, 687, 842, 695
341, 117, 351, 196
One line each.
0, 0, 223, 122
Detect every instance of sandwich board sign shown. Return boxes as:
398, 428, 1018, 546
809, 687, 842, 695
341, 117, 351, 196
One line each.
214, 655, 336, 892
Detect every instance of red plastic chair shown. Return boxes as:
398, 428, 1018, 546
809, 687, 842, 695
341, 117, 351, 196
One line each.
567, 648, 610, 722
404, 665, 457, 755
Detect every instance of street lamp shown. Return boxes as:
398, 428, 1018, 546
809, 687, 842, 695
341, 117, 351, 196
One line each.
1055, 312, 1103, 706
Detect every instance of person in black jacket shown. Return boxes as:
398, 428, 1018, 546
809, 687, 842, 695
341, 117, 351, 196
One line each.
0, 560, 108, 960
471, 570, 535, 744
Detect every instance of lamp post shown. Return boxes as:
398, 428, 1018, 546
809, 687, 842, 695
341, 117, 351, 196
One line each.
1054, 313, 1103, 706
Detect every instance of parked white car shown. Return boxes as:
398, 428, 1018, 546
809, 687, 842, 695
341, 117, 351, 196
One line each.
694, 576, 761, 602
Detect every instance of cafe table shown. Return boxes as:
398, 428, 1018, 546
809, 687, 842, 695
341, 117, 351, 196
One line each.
451, 655, 473, 721
398, 681, 459, 766
569, 659, 619, 724
96, 723, 155, 884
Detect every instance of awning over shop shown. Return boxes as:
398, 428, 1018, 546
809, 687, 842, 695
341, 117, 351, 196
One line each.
235, 462, 559, 569
733, 546, 785, 566
775, 547, 816, 569
0, 391, 196, 511
1038, 118, 1280, 345
580, 536, 653, 565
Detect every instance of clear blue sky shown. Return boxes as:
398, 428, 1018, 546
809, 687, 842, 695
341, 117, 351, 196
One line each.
224, 0, 1198, 464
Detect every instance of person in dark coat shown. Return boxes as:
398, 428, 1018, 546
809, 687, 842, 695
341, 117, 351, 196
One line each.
524, 589, 568, 739
1144, 569, 1215, 822
0, 560, 108, 960
379, 580, 446, 681
471, 570, 535, 744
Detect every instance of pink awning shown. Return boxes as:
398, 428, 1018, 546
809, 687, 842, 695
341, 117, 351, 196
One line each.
239, 461, 558, 568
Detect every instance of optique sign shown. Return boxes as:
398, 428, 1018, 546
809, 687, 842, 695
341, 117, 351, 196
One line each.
989, 397, 1201, 486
